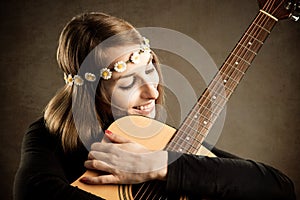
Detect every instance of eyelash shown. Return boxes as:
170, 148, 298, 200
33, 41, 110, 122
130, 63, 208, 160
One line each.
145, 67, 155, 74
119, 64, 156, 90
119, 76, 137, 90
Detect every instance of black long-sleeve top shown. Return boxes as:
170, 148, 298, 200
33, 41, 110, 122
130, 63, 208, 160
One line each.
14, 118, 296, 200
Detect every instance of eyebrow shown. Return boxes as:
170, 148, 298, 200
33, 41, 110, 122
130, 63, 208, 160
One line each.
117, 54, 153, 80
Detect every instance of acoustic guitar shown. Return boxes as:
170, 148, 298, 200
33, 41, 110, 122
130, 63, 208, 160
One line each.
72, 0, 299, 199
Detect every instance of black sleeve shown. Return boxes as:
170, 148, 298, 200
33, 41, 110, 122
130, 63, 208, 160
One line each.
166, 151, 296, 200
13, 119, 104, 200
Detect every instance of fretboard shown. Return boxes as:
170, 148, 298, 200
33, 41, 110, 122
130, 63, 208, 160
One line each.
165, 10, 278, 154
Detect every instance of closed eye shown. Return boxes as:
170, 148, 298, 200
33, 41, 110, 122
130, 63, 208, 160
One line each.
145, 67, 155, 74
119, 76, 137, 90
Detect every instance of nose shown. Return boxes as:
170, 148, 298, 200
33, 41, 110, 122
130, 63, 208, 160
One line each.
140, 82, 159, 100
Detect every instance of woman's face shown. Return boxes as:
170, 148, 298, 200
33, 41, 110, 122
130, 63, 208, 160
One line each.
104, 50, 160, 119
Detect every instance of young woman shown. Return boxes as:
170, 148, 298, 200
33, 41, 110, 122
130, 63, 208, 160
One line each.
14, 12, 296, 200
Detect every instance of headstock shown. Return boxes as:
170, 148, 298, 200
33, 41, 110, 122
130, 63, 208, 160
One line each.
258, 0, 300, 21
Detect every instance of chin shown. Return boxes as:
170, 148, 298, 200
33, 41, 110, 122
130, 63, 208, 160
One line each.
147, 109, 156, 119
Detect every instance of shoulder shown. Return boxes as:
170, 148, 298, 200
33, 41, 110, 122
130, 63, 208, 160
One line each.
22, 117, 59, 151
26, 117, 47, 133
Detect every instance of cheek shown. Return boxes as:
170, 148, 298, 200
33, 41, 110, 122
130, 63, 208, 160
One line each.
110, 88, 139, 109
151, 69, 160, 85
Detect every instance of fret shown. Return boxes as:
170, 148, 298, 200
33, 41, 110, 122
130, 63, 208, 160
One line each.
205, 88, 228, 101
186, 114, 214, 128
167, 140, 189, 152
231, 53, 251, 65
253, 22, 271, 33
236, 43, 258, 55
224, 60, 248, 73
219, 71, 240, 85
201, 93, 227, 110
210, 75, 235, 92
218, 72, 240, 92
205, 85, 229, 100
170, 138, 201, 154
187, 112, 213, 125
233, 43, 258, 61
220, 62, 245, 82
199, 90, 227, 108
172, 137, 196, 152
192, 100, 218, 117
177, 128, 206, 143
180, 120, 208, 135
185, 119, 209, 132
209, 78, 234, 97
176, 134, 203, 151
169, 128, 207, 152
246, 22, 270, 41
245, 33, 264, 44
239, 36, 263, 54
193, 103, 219, 119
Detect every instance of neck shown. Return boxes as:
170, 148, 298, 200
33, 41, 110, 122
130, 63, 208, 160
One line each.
165, 10, 278, 154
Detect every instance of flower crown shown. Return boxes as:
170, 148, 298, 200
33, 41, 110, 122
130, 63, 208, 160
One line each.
64, 37, 151, 86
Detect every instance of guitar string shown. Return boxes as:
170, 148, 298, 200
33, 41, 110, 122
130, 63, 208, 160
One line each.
134, 181, 165, 200
133, 6, 277, 199
133, 181, 151, 199
133, 180, 169, 199
166, 10, 275, 154
146, 181, 167, 200
268, 0, 283, 17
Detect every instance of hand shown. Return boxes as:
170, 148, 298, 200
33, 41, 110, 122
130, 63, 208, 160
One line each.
80, 130, 168, 185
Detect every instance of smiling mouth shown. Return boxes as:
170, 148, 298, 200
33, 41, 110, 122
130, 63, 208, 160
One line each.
133, 101, 155, 113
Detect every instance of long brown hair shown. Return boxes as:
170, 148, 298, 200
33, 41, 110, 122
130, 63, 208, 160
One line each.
44, 12, 164, 151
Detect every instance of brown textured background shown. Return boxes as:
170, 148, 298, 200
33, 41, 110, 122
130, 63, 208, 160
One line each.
1, 0, 299, 199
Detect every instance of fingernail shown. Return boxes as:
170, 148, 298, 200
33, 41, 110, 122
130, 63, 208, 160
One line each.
80, 177, 89, 183
105, 130, 113, 135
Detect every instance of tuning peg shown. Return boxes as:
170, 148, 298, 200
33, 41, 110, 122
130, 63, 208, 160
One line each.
288, 0, 300, 21
290, 14, 299, 21
285, 1, 293, 10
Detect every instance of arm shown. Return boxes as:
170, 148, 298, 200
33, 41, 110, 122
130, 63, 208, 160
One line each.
166, 151, 296, 200
82, 131, 296, 200
14, 119, 103, 200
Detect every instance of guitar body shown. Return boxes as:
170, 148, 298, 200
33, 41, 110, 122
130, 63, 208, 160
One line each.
72, 115, 215, 200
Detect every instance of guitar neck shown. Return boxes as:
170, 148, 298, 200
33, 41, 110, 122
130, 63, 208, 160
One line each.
165, 9, 278, 154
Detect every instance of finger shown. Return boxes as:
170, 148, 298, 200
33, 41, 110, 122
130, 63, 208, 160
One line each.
88, 152, 95, 160
90, 142, 112, 152
80, 174, 120, 185
105, 130, 131, 143
88, 150, 110, 161
84, 159, 113, 173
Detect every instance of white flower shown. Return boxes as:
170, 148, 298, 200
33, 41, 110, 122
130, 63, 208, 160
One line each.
130, 51, 141, 64
85, 72, 96, 82
141, 44, 151, 53
114, 61, 127, 72
100, 68, 112, 80
74, 75, 84, 86
143, 37, 150, 46
65, 74, 74, 86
